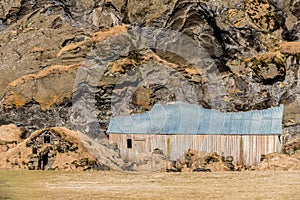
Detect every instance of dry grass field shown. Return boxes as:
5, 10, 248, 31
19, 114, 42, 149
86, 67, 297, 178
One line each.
0, 170, 300, 200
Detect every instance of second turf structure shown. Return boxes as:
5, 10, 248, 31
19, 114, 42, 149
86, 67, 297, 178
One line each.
107, 102, 284, 166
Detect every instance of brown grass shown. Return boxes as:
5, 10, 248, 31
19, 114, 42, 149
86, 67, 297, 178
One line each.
0, 170, 299, 199
8, 63, 82, 88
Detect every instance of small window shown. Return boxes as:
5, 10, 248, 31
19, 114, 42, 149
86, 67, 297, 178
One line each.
44, 135, 51, 144
127, 139, 132, 149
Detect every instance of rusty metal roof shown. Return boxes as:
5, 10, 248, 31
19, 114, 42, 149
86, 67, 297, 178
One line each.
107, 102, 284, 135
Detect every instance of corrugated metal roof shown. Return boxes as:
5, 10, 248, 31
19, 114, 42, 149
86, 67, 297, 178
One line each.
107, 102, 284, 135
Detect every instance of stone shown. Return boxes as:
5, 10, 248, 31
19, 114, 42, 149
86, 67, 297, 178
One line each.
256, 152, 300, 171
193, 168, 211, 172
206, 162, 231, 172
291, 0, 300, 18
1, 0, 300, 172
170, 150, 234, 172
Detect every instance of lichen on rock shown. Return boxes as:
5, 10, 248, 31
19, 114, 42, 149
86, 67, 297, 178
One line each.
1, 0, 300, 171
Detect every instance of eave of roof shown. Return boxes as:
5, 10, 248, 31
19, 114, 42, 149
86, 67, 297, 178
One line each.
107, 102, 284, 135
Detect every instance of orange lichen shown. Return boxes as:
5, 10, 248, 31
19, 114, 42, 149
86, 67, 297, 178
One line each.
279, 42, 300, 54
243, 51, 284, 64
35, 93, 72, 111
30, 46, 45, 53
5, 63, 82, 110
143, 52, 178, 69
5, 92, 28, 109
8, 63, 82, 89
110, 58, 137, 73
185, 68, 199, 75
57, 25, 128, 57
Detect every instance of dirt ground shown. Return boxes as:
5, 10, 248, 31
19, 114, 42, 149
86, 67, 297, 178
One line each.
0, 170, 300, 200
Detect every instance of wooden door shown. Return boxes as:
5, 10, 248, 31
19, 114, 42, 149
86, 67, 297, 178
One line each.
135, 140, 145, 153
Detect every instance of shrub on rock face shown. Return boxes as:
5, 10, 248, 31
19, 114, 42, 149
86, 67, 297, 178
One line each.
250, 56, 286, 85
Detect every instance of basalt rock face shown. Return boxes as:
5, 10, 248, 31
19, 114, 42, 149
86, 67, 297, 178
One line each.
0, 0, 300, 143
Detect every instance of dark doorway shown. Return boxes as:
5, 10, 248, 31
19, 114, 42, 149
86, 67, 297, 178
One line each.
32, 147, 37, 154
38, 154, 41, 170
42, 153, 48, 170
127, 139, 132, 149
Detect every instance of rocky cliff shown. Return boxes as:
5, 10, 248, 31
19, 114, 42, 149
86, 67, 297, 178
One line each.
0, 0, 300, 149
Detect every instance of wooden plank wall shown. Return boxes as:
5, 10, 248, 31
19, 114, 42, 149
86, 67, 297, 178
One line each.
109, 134, 282, 166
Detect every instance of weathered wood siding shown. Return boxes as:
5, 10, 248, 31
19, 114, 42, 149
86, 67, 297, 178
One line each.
109, 134, 281, 166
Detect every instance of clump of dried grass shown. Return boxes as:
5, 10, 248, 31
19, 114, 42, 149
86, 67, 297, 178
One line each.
57, 26, 128, 57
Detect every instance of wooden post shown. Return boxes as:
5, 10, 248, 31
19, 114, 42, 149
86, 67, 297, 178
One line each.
239, 136, 245, 167
167, 138, 172, 159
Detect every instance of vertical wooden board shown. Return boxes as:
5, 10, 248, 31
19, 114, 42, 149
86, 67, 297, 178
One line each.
173, 135, 182, 159
243, 135, 256, 166
109, 133, 282, 166
109, 134, 119, 144
148, 134, 166, 156
146, 135, 151, 153
135, 140, 145, 153
242, 135, 249, 165
240, 135, 282, 166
